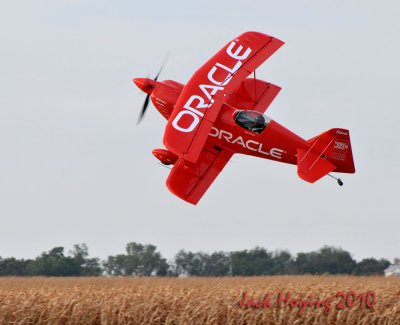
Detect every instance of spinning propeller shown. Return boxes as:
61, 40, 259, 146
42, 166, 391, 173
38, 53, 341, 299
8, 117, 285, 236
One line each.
134, 61, 166, 124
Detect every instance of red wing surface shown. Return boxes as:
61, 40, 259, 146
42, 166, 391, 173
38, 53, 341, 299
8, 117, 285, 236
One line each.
166, 147, 233, 205
225, 78, 281, 113
164, 31, 284, 163
297, 149, 336, 183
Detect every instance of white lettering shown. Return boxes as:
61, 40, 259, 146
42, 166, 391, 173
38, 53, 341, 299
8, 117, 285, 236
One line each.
207, 61, 242, 86
258, 143, 270, 156
216, 61, 242, 74
334, 141, 348, 151
207, 128, 283, 159
208, 66, 229, 86
270, 148, 284, 159
219, 130, 233, 142
226, 41, 252, 60
172, 110, 200, 133
231, 136, 246, 148
184, 95, 209, 113
246, 140, 259, 151
199, 84, 223, 103
172, 39, 253, 134
336, 130, 348, 136
209, 127, 219, 137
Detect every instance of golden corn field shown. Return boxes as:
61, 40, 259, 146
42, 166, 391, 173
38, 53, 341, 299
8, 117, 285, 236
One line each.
0, 276, 399, 324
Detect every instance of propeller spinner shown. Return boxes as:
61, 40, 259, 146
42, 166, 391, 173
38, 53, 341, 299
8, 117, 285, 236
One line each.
134, 63, 165, 124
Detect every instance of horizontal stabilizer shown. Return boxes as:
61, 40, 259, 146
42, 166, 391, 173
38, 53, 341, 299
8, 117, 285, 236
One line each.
297, 148, 336, 183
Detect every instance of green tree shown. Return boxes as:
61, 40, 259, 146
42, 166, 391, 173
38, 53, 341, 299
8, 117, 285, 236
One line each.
271, 250, 295, 275
174, 250, 208, 276
0, 257, 32, 276
174, 250, 230, 276
103, 254, 127, 276
295, 246, 356, 275
27, 245, 101, 276
104, 242, 168, 276
203, 252, 230, 276
231, 247, 274, 276
28, 247, 78, 276
353, 258, 390, 275
70, 244, 102, 276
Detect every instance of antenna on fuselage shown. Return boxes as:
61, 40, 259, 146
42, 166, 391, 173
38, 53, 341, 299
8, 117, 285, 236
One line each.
328, 173, 343, 186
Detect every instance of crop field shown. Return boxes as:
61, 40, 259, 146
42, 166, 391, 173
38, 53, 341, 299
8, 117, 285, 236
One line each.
0, 276, 399, 324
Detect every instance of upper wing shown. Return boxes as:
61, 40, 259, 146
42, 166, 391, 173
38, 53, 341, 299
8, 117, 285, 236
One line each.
166, 146, 233, 205
163, 31, 284, 163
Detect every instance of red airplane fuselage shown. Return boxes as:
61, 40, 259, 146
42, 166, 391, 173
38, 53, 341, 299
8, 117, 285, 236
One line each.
135, 77, 308, 167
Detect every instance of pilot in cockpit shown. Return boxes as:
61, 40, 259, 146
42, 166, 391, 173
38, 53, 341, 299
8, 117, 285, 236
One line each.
234, 110, 268, 134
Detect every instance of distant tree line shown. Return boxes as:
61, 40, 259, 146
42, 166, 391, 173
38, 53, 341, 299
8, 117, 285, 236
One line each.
0, 244, 101, 276
0, 243, 393, 277
169, 246, 391, 277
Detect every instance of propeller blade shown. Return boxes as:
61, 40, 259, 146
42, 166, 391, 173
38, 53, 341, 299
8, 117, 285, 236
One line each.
154, 52, 168, 81
137, 93, 150, 124
137, 54, 168, 124
154, 64, 163, 81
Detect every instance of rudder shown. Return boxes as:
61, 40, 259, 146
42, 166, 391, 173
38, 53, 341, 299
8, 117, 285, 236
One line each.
297, 128, 355, 183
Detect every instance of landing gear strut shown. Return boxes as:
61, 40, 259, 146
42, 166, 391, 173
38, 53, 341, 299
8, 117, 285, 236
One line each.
328, 174, 343, 186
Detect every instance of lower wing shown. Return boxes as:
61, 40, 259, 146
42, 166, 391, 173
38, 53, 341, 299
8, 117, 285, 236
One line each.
166, 146, 233, 205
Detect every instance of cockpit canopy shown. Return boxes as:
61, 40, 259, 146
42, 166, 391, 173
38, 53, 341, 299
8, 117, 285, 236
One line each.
234, 110, 271, 134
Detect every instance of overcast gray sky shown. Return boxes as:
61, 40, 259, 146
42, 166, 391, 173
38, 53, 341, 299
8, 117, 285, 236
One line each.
1, 1, 399, 262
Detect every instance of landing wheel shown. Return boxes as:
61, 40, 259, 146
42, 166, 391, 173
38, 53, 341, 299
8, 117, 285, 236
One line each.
328, 174, 344, 186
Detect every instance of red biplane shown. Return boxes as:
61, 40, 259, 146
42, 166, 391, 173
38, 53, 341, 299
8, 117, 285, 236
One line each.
133, 31, 355, 205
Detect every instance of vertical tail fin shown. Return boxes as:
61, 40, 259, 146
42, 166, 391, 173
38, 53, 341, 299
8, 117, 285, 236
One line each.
297, 128, 355, 183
